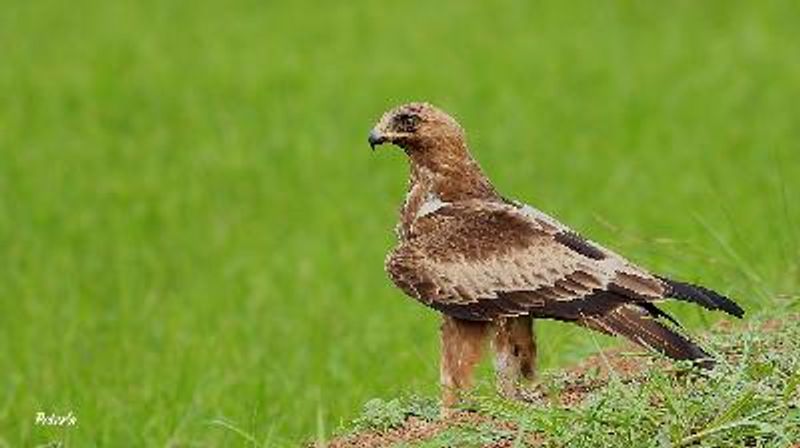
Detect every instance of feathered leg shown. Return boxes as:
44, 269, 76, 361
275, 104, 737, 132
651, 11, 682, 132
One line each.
440, 315, 489, 415
492, 315, 537, 399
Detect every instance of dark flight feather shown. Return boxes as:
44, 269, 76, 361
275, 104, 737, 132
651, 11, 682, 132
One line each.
582, 306, 714, 368
658, 277, 744, 318
637, 302, 683, 328
554, 231, 607, 260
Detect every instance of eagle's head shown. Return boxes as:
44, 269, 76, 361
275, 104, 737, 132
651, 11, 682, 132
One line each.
368, 102, 466, 154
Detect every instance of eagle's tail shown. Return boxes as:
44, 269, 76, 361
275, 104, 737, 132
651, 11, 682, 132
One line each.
581, 304, 714, 368
658, 277, 745, 318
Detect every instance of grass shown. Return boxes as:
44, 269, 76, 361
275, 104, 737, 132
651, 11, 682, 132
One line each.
0, 0, 798, 446
335, 315, 800, 447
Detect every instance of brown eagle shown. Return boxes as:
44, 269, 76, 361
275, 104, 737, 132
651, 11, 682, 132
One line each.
368, 102, 744, 410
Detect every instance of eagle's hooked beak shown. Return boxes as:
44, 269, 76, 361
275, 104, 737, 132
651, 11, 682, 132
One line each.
368, 129, 386, 150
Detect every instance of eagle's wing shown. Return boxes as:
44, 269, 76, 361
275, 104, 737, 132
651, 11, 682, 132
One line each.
386, 199, 742, 362
387, 199, 663, 319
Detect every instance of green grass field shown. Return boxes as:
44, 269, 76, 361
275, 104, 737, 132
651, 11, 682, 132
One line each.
1, 0, 798, 446
335, 316, 800, 447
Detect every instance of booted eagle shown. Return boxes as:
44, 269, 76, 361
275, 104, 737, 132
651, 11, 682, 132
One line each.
368, 102, 744, 410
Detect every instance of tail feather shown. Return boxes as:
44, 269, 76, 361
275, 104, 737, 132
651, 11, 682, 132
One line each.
658, 277, 745, 318
581, 305, 714, 368
637, 301, 683, 328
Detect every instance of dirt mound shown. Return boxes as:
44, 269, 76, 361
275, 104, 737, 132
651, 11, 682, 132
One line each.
322, 344, 652, 448
323, 316, 797, 447
323, 411, 542, 448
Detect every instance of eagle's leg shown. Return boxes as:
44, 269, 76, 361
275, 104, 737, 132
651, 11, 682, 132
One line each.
440, 315, 489, 415
492, 315, 536, 399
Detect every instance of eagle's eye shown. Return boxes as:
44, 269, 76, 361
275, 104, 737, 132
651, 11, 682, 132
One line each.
394, 113, 421, 133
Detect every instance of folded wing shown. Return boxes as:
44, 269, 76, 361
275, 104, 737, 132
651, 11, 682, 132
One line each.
386, 200, 741, 364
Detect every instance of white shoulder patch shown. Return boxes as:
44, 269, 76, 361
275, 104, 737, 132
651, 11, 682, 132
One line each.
416, 192, 448, 218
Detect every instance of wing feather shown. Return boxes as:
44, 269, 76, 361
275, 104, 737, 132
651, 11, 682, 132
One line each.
386, 198, 742, 345
386, 200, 663, 319
385, 199, 740, 366
579, 305, 712, 366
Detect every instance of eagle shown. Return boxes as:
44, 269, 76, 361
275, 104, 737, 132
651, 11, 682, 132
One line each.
368, 102, 744, 411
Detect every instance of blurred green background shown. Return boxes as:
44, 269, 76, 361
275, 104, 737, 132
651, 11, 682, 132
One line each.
1, 0, 798, 445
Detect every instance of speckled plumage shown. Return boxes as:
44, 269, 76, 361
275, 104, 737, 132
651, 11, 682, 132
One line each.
369, 102, 744, 410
